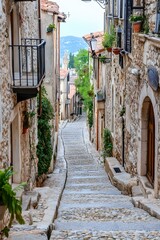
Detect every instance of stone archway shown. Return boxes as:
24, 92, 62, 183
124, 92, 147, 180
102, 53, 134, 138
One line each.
138, 85, 158, 196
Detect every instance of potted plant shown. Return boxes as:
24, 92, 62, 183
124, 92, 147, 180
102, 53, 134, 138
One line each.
0, 167, 25, 237
46, 23, 56, 33
99, 55, 111, 63
102, 26, 116, 52
129, 14, 144, 33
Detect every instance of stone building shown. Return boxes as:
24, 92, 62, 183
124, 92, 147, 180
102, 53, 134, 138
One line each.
103, 0, 160, 198
83, 0, 160, 198
0, 0, 45, 189
40, 0, 66, 171
41, 0, 66, 128
60, 68, 69, 120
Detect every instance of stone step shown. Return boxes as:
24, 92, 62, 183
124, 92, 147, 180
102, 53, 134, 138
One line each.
54, 220, 160, 231
56, 206, 157, 223
60, 193, 131, 203
63, 189, 122, 195
58, 201, 134, 210
50, 230, 160, 239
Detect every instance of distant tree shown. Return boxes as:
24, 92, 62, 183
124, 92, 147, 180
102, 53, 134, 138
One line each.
74, 49, 93, 127
68, 53, 75, 68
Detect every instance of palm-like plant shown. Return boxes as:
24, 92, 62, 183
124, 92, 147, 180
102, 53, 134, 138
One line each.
0, 167, 25, 237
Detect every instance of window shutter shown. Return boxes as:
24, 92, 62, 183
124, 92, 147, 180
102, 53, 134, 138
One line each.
124, 0, 133, 52
155, 0, 160, 33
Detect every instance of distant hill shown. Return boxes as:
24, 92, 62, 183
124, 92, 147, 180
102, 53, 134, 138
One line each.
60, 36, 88, 61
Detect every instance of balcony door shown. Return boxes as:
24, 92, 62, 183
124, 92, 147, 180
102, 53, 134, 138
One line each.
10, 7, 20, 77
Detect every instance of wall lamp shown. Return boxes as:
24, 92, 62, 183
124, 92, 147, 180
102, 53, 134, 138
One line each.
89, 34, 97, 57
88, 34, 111, 63
81, 0, 108, 9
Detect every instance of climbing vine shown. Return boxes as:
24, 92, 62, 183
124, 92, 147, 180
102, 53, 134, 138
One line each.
37, 87, 54, 176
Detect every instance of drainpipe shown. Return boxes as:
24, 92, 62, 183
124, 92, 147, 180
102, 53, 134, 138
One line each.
38, 0, 42, 115
38, 0, 41, 39
122, 116, 125, 167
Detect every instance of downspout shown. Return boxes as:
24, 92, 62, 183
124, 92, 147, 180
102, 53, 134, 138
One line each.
38, 0, 42, 115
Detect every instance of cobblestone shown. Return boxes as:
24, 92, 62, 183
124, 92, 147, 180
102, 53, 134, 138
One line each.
51, 115, 160, 239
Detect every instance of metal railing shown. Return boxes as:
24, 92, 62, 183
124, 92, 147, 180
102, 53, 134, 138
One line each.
10, 38, 46, 88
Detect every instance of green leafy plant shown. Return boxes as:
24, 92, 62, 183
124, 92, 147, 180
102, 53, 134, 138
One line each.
120, 105, 125, 117
102, 25, 116, 48
102, 128, 113, 159
0, 167, 25, 237
37, 87, 54, 176
129, 14, 144, 23
46, 23, 56, 33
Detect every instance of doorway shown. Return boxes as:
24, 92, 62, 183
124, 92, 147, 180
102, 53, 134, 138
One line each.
10, 115, 21, 183
147, 102, 155, 185
141, 97, 155, 186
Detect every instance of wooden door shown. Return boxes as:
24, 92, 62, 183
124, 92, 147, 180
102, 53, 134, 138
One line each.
147, 103, 155, 186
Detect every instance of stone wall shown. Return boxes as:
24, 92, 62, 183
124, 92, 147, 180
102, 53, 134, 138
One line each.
0, 0, 39, 188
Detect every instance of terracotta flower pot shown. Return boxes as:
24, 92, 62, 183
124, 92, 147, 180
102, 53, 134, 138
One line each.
113, 48, 121, 55
23, 128, 28, 134
107, 47, 112, 52
132, 21, 141, 33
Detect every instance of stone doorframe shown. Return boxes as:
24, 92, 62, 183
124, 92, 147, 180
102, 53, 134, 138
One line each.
138, 84, 158, 197
9, 104, 22, 183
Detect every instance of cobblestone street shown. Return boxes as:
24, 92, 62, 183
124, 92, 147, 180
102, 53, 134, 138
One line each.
51, 116, 160, 240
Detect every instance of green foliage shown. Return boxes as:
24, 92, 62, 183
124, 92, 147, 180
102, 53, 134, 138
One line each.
46, 23, 56, 33
74, 49, 93, 127
102, 25, 116, 48
142, 16, 149, 34
0, 167, 25, 237
120, 105, 125, 117
37, 87, 54, 176
129, 14, 144, 23
102, 128, 113, 159
68, 53, 75, 68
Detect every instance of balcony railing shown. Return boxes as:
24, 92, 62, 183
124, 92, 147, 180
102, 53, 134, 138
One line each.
10, 38, 46, 91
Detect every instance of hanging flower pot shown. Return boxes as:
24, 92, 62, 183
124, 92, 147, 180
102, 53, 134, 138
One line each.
113, 48, 121, 55
107, 47, 112, 52
22, 112, 30, 134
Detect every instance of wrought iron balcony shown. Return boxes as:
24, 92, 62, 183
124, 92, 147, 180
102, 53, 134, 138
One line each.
10, 38, 46, 102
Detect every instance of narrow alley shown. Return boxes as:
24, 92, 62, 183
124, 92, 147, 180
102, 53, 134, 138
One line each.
49, 116, 160, 239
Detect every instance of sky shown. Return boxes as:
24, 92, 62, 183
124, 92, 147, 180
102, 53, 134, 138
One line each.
55, 0, 104, 37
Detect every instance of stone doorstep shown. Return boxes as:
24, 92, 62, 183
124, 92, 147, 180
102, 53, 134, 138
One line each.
138, 176, 155, 198
132, 196, 160, 220
104, 157, 137, 195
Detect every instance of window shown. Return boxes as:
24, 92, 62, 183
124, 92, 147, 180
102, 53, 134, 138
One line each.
118, 0, 124, 19
114, 0, 119, 17
124, 0, 132, 52
155, 0, 160, 33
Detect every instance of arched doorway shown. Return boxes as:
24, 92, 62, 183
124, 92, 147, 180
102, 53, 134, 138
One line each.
141, 97, 155, 186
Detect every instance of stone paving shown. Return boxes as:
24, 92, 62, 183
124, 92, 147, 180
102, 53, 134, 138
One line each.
51, 116, 160, 240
